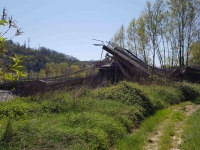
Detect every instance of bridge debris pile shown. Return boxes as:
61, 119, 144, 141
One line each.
99, 41, 200, 82
1, 41, 200, 96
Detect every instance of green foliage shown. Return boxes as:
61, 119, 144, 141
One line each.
158, 111, 185, 150
0, 35, 6, 54
66, 113, 126, 146
0, 41, 83, 78
3, 42, 79, 73
189, 42, 200, 66
93, 81, 154, 116
0, 98, 40, 118
0, 19, 7, 26
111, 25, 126, 48
116, 109, 171, 150
1, 119, 14, 143
180, 108, 200, 150
147, 85, 183, 108
133, 83, 186, 110
0, 8, 26, 81
111, 0, 199, 67
0, 81, 200, 149
174, 82, 200, 102
1, 54, 26, 81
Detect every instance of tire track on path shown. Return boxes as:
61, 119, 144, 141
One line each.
143, 103, 200, 150
170, 104, 200, 150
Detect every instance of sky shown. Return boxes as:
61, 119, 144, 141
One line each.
1, 0, 156, 61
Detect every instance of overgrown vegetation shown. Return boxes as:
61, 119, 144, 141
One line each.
0, 81, 200, 149
115, 108, 172, 150
180, 108, 200, 150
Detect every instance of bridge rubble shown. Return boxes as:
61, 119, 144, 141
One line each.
0, 41, 200, 96
95, 41, 200, 83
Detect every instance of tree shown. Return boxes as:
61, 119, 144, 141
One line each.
127, 18, 138, 56
110, 0, 200, 69
167, 0, 198, 66
0, 8, 25, 81
136, 14, 150, 64
143, 0, 165, 72
158, 0, 168, 67
164, 9, 179, 67
111, 25, 126, 49
189, 41, 200, 66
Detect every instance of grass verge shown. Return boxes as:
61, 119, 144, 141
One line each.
115, 108, 171, 150
158, 111, 185, 150
180, 108, 200, 150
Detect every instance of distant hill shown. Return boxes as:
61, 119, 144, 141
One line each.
0, 40, 79, 73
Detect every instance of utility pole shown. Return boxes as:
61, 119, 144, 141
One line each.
24, 41, 26, 48
28, 38, 30, 48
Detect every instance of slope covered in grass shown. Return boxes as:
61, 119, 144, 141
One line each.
0, 81, 199, 149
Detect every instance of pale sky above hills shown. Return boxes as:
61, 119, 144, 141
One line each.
1, 0, 155, 61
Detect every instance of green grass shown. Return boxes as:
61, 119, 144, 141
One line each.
158, 111, 185, 150
0, 98, 130, 149
0, 113, 126, 149
0, 81, 199, 149
115, 109, 172, 150
180, 108, 200, 150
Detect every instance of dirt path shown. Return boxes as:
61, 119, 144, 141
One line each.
143, 103, 200, 150
170, 104, 200, 150
143, 119, 170, 150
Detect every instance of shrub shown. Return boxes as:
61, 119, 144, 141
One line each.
66, 112, 126, 145
93, 81, 154, 116
175, 83, 200, 101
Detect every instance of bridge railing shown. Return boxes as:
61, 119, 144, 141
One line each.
107, 41, 147, 66
106, 41, 167, 76
1, 66, 98, 84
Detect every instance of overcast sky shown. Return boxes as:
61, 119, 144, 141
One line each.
1, 0, 156, 61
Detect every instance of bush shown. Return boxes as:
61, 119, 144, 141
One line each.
66, 112, 126, 145
175, 83, 200, 101
0, 98, 42, 118
93, 81, 154, 116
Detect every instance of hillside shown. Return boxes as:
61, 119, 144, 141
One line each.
0, 40, 81, 76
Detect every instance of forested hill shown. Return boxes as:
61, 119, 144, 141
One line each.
0, 40, 80, 75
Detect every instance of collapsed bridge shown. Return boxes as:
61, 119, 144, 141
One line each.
96, 41, 200, 83
99, 41, 166, 80
1, 41, 200, 96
